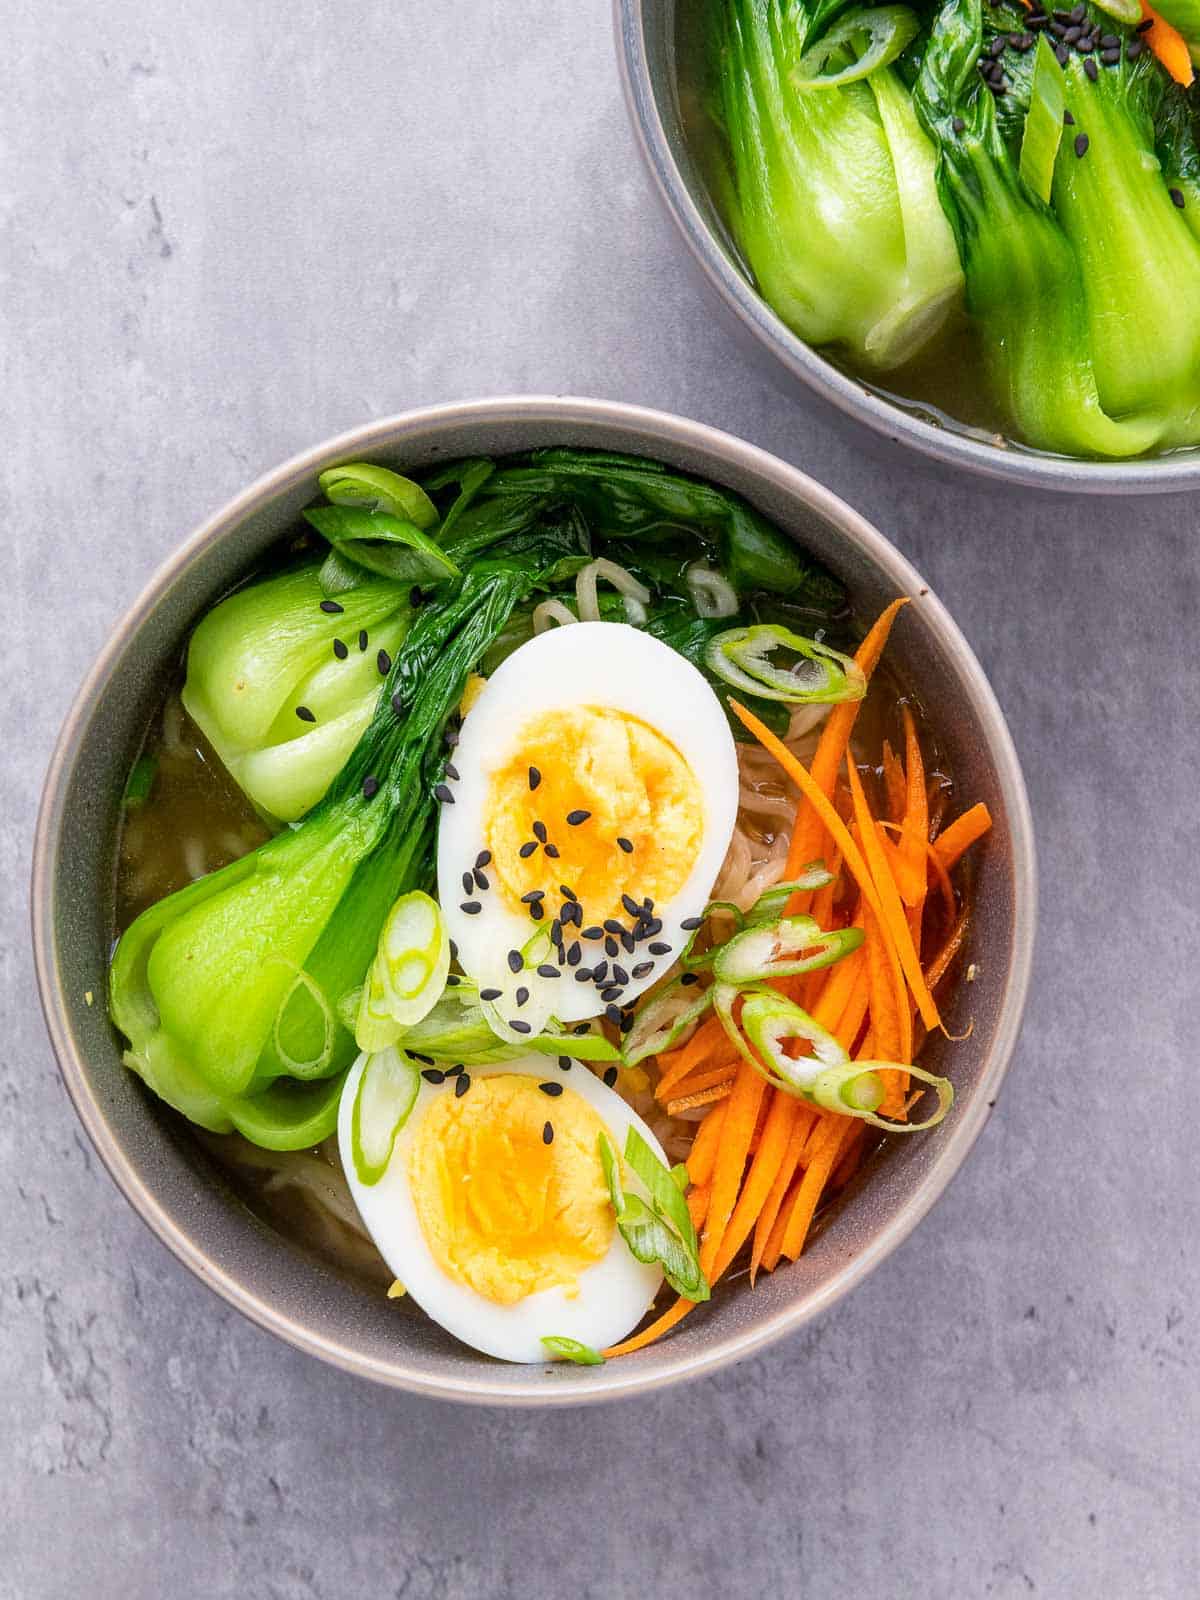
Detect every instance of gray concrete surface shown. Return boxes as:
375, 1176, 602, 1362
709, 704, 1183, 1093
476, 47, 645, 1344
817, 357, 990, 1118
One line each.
3, 1, 1197, 1595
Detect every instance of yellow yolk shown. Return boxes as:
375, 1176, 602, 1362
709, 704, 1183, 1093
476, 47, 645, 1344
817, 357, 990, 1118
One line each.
407, 1074, 614, 1305
485, 706, 703, 923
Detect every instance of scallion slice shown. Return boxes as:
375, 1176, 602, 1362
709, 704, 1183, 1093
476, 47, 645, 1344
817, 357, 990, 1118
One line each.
355, 890, 450, 1052
599, 1132, 710, 1301
621, 976, 714, 1066
1018, 37, 1067, 206
791, 5, 920, 92
705, 624, 866, 704
540, 1335, 605, 1366
350, 1047, 420, 1185
712, 916, 864, 984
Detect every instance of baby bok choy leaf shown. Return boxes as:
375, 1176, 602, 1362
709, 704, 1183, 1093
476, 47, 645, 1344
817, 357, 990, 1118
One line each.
711, 0, 963, 370
181, 564, 412, 823
112, 548, 566, 1149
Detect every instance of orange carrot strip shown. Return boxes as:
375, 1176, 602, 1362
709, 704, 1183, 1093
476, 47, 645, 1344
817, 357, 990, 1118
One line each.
832, 1122, 867, 1189
685, 1101, 727, 1187
709, 1090, 800, 1282
686, 1183, 711, 1234
864, 905, 908, 1064
665, 1080, 734, 1117
933, 802, 993, 873
750, 1105, 816, 1282
700, 1057, 767, 1276
784, 599, 909, 892
925, 905, 970, 992
780, 1114, 852, 1261
603, 1294, 694, 1357
846, 757, 942, 1034
897, 706, 929, 907
660, 1060, 742, 1103
654, 1015, 727, 1096
881, 738, 906, 824
1142, 2, 1195, 84
833, 975, 870, 1055
924, 839, 957, 926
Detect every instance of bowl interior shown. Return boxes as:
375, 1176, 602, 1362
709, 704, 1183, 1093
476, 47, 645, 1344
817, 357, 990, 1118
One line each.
619, 0, 1200, 493
36, 400, 1034, 1402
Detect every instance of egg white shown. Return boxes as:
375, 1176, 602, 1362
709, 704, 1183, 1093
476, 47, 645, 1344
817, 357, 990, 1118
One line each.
338, 1051, 666, 1364
437, 621, 739, 1024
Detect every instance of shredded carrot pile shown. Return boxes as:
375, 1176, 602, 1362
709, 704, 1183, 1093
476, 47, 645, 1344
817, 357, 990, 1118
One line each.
605, 600, 993, 1359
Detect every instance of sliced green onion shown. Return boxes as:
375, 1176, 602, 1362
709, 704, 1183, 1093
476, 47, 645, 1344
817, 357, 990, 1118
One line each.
745, 864, 834, 924
541, 1335, 605, 1366
1019, 37, 1067, 206
350, 1047, 420, 1185
272, 969, 336, 1078
791, 5, 920, 92
621, 977, 714, 1066
669, 1163, 690, 1194
526, 1028, 621, 1063
705, 624, 866, 704
599, 1132, 709, 1301
841, 1060, 955, 1132
624, 1127, 701, 1259
679, 901, 745, 969
355, 890, 450, 1052
685, 562, 739, 619
122, 754, 157, 808
303, 505, 460, 588
713, 916, 864, 985
319, 462, 439, 529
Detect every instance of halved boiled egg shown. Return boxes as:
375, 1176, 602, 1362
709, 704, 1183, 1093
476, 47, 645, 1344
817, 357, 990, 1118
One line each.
338, 1051, 665, 1362
437, 622, 739, 1034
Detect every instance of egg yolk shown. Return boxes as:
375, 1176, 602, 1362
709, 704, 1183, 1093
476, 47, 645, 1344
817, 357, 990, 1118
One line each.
485, 706, 703, 924
408, 1074, 615, 1305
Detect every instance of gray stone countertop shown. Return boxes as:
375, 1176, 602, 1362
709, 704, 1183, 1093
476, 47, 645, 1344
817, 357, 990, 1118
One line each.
2, 2, 1195, 1596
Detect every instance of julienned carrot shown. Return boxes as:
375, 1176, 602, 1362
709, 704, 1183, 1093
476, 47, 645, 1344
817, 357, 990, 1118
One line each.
654, 1015, 727, 1096
686, 1101, 727, 1187
604, 1293, 694, 1357
709, 1091, 800, 1281
845, 757, 942, 1035
730, 700, 938, 1039
1142, 2, 1195, 84
700, 1057, 767, 1276
784, 598, 909, 891
897, 706, 928, 907
687, 1183, 711, 1233
780, 1114, 852, 1260
933, 802, 993, 872
864, 905, 909, 1064
665, 1080, 735, 1117
833, 973, 870, 1054
925, 905, 970, 992
750, 1106, 815, 1282
832, 1123, 867, 1189
881, 738, 906, 824
660, 1059, 740, 1103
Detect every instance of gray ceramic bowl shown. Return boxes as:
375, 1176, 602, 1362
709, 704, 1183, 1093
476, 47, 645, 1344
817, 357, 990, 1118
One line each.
33, 397, 1035, 1404
616, 0, 1200, 494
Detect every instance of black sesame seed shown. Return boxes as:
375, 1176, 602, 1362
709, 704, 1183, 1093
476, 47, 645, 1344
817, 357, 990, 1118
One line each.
1069, 2, 1085, 19
558, 1056, 572, 1071
575, 969, 593, 982
444, 726, 460, 748
603, 1066, 618, 1088
544, 843, 560, 859
562, 901, 581, 927
409, 1053, 434, 1066
600, 986, 623, 1003
358, 629, 368, 651
319, 599, 344, 615
582, 926, 603, 940
445, 763, 460, 781
1084, 56, 1098, 78
1064, 108, 1075, 124
1099, 31, 1118, 46
619, 1011, 635, 1034
605, 936, 619, 957
460, 901, 481, 915
648, 942, 672, 956
539, 1081, 564, 1098
1171, 186, 1186, 209
542, 1121, 554, 1145
1100, 45, 1120, 62
362, 776, 380, 800
605, 1004, 622, 1026
680, 972, 700, 986
1074, 132, 1089, 157
1063, 24, 1081, 42
507, 949, 523, 974
473, 869, 489, 891
1076, 32, 1093, 49
295, 705, 316, 723
510, 1019, 532, 1035
988, 35, 1005, 54
566, 809, 591, 826
632, 961, 654, 979
448, 940, 458, 961
1055, 42, 1069, 64
446, 975, 460, 987
377, 649, 392, 677
530, 903, 545, 921
680, 916, 703, 931
421, 1068, 445, 1085
602, 919, 623, 936
521, 889, 545, 903
592, 960, 609, 982
573, 1023, 590, 1036
434, 783, 454, 804
462, 871, 474, 896
612, 964, 629, 986
566, 943, 582, 967
519, 841, 538, 859
559, 884, 578, 902
475, 850, 491, 869
455, 1073, 471, 1098
620, 894, 641, 919
1137, 14, 1154, 29
1126, 37, 1143, 56
537, 964, 560, 978
532, 820, 547, 843
333, 638, 348, 660
515, 986, 529, 1006
480, 987, 502, 1001
617, 836, 634, 854
620, 932, 635, 955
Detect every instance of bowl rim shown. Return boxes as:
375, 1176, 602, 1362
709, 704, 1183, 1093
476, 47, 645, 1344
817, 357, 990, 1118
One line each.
32, 395, 1037, 1404
614, 0, 1200, 496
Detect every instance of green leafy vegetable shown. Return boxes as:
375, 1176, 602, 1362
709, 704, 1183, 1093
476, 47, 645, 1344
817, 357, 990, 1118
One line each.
350, 1047, 421, 1184
122, 754, 156, 808
600, 1131, 710, 1301
303, 505, 460, 590
540, 1336, 605, 1365
319, 463, 439, 528
712, 0, 963, 370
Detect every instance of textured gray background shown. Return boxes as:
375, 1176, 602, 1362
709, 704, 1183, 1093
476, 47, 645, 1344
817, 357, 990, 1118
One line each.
3, 1, 1197, 1596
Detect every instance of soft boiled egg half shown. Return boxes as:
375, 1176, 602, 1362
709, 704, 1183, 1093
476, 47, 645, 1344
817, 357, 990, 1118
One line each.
437, 622, 739, 1038
338, 1050, 666, 1362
